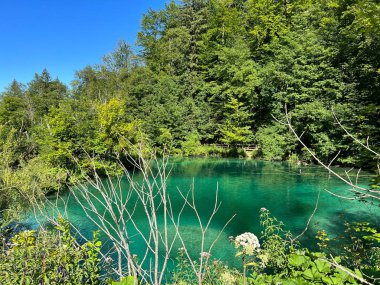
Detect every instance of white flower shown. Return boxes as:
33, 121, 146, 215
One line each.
234, 232, 260, 251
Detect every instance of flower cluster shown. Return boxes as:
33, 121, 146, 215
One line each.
234, 232, 260, 255
220, 271, 236, 284
200, 251, 211, 259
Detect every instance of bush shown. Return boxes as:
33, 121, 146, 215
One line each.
256, 124, 295, 161
0, 218, 101, 284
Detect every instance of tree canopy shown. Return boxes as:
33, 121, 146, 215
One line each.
0, 0, 379, 217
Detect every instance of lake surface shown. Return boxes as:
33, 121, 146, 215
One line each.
27, 158, 379, 272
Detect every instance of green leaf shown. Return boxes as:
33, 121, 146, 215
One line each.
302, 268, 314, 280
322, 276, 334, 284
112, 276, 139, 285
354, 269, 363, 279
245, 261, 257, 267
235, 251, 243, 257
288, 253, 307, 267
314, 259, 331, 273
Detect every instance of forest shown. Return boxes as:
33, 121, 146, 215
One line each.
0, 0, 379, 284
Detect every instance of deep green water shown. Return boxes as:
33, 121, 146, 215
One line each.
28, 158, 379, 271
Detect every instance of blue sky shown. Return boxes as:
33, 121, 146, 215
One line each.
0, 0, 167, 92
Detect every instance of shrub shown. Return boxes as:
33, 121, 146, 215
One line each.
0, 218, 101, 284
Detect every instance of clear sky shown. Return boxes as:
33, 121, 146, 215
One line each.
0, 0, 167, 92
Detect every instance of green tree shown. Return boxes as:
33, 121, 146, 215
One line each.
26, 69, 68, 123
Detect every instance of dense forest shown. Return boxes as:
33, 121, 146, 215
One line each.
0, 0, 380, 284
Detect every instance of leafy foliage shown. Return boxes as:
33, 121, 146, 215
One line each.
168, 210, 379, 285
0, 218, 101, 284
0, 0, 380, 283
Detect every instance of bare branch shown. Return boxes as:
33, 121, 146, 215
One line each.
325, 255, 374, 285
291, 190, 321, 243
284, 105, 379, 202
332, 111, 379, 157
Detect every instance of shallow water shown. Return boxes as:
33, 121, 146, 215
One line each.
27, 158, 379, 272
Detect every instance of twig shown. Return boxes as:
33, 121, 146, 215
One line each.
291, 190, 321, 243
324, 255, 374, 285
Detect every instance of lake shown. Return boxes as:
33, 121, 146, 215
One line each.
27, 158, 379, 275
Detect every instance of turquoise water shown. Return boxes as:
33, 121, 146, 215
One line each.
28, 158, 379, 271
